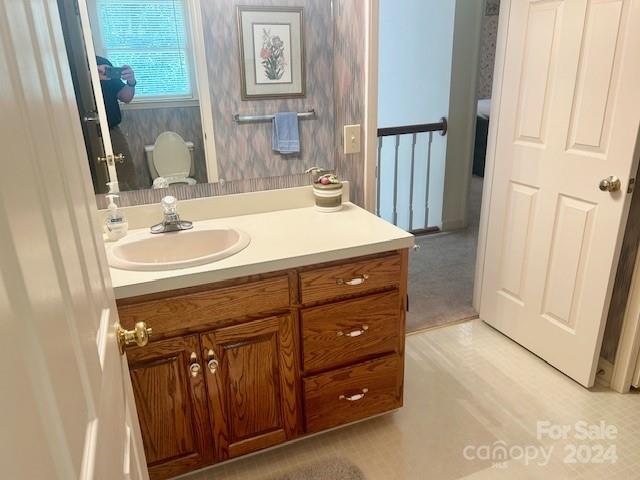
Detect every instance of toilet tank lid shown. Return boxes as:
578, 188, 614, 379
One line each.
153, 132, 191, 177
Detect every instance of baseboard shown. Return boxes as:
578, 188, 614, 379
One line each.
441, 219, 467, 232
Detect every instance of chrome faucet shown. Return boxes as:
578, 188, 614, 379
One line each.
150, 195, 193, 234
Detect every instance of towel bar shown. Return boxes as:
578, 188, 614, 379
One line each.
233, 109, 316, 123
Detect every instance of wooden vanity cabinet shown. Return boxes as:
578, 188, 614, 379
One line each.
118, 250, 408, 480
199, 314, 301, 460
125, 336, 213, 480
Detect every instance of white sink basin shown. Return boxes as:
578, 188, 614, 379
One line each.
107, 227, 251, 271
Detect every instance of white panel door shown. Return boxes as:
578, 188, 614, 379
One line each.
0, 0, 148, 478
481, 0, 640, 387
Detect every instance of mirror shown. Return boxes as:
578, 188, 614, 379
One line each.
60, 0, 336, 195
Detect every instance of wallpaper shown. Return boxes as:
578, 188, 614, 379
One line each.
477, 0, 499, 100
200, 0, 335, 181
118, 106, 207, 187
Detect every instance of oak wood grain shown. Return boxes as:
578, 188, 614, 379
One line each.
119, 248, 410, 476
398, 249, 408, 406
299, 252, 402, 305
126, 336, 213, 480
303, 354, 403, 433
228, 430, 287, 458
226, 333, 282, 440
279, 314, 303, 437
118, 276, 290, 340
200, 315, 300, 460
301, 290, 402, 373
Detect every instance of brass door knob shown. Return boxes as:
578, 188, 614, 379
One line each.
599, 176, 621, 192
117, 321, 152, 354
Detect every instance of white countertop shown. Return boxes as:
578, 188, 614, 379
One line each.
108, 203, 414, 299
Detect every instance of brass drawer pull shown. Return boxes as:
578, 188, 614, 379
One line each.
189, 352, 201, 377
339, 388, 369, 402
336, 274, 369, 286
337, 325, 369, 337
206, 349, 219, 374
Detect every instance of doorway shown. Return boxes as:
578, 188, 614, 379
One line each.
376, 0, 494, 332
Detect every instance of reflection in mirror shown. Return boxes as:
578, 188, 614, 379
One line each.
58, 0, 337, 196
90, 0, 212, 192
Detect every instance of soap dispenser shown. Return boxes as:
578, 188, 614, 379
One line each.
105, 194, 128, 241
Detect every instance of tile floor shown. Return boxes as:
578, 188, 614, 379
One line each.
184, 320, 640, 480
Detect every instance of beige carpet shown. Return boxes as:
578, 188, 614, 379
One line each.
268, 458, 365, 480
406, 175, 483, 332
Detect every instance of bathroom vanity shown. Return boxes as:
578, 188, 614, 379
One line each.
109, 191, 413, 480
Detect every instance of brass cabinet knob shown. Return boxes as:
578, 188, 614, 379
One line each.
599, 176, 621, 192
206, 349, 219, 374
117, 321, 152, 354
189, 353, 201, 377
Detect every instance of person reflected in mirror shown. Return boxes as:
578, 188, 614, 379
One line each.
96, 56, 143, 190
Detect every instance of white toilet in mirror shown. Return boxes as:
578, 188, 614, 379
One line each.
145, 131, 197, 186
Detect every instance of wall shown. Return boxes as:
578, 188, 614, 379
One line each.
477, 0, 499, 100
200, 0, 335, 181
119, 106, 207, 188
441, 0, 484, 231
376, 0, 455, 230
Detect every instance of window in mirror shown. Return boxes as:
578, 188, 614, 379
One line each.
94, 0, 196, 103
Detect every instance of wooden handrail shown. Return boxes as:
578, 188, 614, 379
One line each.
377, 117, 447, 137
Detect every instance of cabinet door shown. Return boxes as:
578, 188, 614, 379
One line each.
127, 335, 213, 480
201, 315, 301, 460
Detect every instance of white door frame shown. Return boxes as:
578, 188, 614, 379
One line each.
364, 0, 379, 212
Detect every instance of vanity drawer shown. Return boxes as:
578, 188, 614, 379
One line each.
303, 354, 403, 433
299, 253, 402, 304
301, 290, 402, 373
117, 275, 291, 339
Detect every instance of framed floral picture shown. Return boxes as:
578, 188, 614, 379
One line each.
237, 6, 305, 100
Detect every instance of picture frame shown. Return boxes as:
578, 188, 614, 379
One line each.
237, 6, 306, 100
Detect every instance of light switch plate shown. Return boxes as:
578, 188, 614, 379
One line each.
343, 124, 361, 154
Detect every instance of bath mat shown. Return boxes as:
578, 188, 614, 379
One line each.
268, 458, 365, 480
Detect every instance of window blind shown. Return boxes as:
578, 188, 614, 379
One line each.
96, 0, 192, 99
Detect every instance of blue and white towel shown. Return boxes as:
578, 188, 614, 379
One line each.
272, 112, 300, 155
